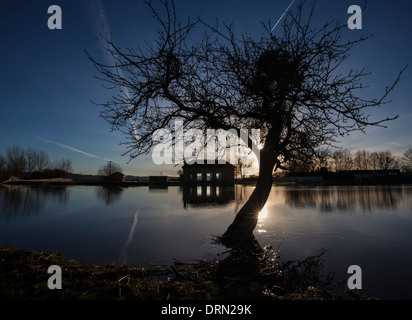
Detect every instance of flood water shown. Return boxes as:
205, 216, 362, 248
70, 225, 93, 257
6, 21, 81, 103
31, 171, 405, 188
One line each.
1, 183, 412, 299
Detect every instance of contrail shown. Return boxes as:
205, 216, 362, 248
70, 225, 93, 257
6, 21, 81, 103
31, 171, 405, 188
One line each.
271, 0, 295, 32
90, 0, 139, 142
90, 0, 113, 62
34, 135, 113, 162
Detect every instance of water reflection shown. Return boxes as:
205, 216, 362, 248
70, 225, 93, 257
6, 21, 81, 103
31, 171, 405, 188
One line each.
181, 185, 235, 209
2, 184, 410, 221
0, 185, 69, 221
281, 186, 411, 213
258, 205, 268, 221
228, 185, 412, 213
1, 184, 412, 298
119, 210, 139, 266
95, 186, 124, 205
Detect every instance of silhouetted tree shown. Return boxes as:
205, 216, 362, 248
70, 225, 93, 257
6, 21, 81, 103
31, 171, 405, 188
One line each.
6, 145, 26, 178
88, 0, 405, 246
353, 149, 371, 170
402, 149, 412, 172
286, 156, 317, 173
35, 150, 49, 173
316, 149, 332, 172
53, 158, 73, 173
376, 151, 398, 170
97, 161, 123, 177
332, 150, 353, 171
25, 148, 38, 178
235, 151, 254, 180
369, 152, 380, 170
0, 154, 5, 180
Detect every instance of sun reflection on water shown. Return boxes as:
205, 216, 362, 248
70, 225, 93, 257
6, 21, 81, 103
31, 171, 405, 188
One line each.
258, 204, 268, 221
256, 205, 268, 233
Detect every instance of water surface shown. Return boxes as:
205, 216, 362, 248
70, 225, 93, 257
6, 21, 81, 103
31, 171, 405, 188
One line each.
1, 184, 411, 299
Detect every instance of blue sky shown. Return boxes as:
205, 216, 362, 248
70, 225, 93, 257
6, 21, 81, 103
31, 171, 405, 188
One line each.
0, 0, 411, 176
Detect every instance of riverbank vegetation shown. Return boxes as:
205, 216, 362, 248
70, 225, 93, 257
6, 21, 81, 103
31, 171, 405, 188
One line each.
0, 244, 372, 300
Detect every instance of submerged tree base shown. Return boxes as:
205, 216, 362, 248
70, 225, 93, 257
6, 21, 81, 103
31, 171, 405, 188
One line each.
0, 245, 374, 300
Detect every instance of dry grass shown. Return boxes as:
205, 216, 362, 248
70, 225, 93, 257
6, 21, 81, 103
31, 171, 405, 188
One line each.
0, 245, 372, 300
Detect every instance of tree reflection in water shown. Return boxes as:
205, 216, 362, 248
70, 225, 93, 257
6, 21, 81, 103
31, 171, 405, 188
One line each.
229, 184, 411, 215
209, 185, 412, 298
95, 186, 124, 205
1, 184, 410, 298
0, 185, 70, 221
281, 185, 410, 213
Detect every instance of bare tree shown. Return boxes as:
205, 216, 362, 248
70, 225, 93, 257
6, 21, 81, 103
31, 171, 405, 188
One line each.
0, 153, 5, 178
377, 151, 397, 170
286, 155, 317, 173
0, 154, 5, 170
25, 148, 38, 178
369, 152, 379, 170
402, 149, 412, 172
62, 159, 73, 173
235, 150, 255, 180
97, 161, 123, 177
6, 145, 26, 178
54, 158, 73, 173
36, 150, 50, 173
316, 149, 332, 171
332, 150, 353, 171
353, 149, 371, 170
88, 0, 405, 245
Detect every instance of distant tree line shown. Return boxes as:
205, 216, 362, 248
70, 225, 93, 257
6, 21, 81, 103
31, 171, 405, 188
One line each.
286, 149, 412, 173
0, 145, 72, 180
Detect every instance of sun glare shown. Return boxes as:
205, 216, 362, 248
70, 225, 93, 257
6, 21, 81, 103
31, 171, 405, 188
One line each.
258, 205, 268, 221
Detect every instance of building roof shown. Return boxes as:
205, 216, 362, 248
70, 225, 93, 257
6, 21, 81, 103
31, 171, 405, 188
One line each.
109, 172, 125, 177
182, 160, 235, 168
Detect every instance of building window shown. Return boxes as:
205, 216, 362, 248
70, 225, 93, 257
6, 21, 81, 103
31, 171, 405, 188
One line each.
206, 185, 211, 197
197, 185, 202, 196
216, 172, 222, 180
216, 186, 221, 197
206, 172, 212, 181
197, 173, 202, 181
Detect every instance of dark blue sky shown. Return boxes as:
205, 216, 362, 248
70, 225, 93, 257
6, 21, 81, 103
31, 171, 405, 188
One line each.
0, 0, 411, 175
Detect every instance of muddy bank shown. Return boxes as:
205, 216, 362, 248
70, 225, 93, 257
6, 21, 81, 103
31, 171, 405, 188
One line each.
0, 245, 372, 300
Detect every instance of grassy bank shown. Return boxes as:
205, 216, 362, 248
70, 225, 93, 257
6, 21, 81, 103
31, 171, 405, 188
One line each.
0, 245, 372, 300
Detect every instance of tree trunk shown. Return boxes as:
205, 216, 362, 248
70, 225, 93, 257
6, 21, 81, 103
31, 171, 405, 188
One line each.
220, 147, 276, 247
